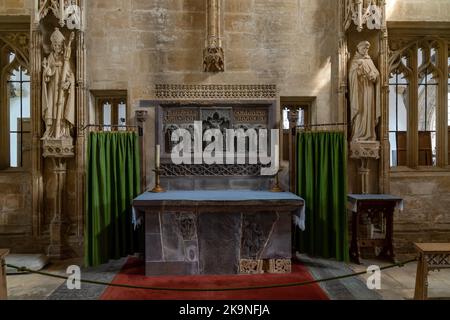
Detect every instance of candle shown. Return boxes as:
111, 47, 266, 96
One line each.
35, 0, 39, 23
60, 0, 64, 24
155, 144, 160, 169
274, 144, 279, 172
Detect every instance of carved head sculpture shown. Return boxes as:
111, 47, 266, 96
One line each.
50, 27, 65, 55
356, 40, 370, 57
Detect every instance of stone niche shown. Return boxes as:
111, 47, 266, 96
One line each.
154, 101, 277, 190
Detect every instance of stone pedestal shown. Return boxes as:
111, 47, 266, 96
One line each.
43, 139, 75, 158
43, 138, 74, 259
350, 141, 380, 194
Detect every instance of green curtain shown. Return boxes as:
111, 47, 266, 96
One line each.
294, 131, 349, 262
85, 131, 141, 267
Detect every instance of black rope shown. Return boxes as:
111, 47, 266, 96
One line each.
5, 258, 417, 292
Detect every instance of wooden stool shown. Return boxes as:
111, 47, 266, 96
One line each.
414, 243, 450, 300
0, 249, 9, 300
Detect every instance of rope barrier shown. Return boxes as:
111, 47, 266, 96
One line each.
6, 258, 417, 292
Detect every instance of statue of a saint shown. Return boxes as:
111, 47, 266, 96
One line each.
42, 28, 75, 140
349, 40, 380, 142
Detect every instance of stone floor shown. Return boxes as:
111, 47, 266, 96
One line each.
5, 256, 450, 300
6, 258, 82, 300
348, 258, 450, 300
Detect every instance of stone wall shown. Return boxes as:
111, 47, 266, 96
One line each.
86, 0, 339, 189
0, 0, 38, 253
0, 0, 31, 15
387, 0, 450, 22
390, 172, 450, 257
0, 172, 39, 253
87, 0, 338, 116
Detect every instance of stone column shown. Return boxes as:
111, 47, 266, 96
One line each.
378, 0, 390, 193
47, 156, 71, 259
75, 29, 87, 239
287, 109, 299, 192
30, 20, 44, 237
136, 110, 149, 191
203, 0, 224, 72
350, 143, 380, 194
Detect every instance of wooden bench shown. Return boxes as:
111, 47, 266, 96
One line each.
0, 249, 9, 300
414, 243, 450, 300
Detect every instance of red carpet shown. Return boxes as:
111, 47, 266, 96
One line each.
100, 257, 329, 300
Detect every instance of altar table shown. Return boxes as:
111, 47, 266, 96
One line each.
132, 190, 304, 276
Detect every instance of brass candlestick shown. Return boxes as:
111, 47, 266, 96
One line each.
150, 168, 165, 193
270, 168, 284, 192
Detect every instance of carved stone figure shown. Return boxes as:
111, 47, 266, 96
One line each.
349, 40, 380, 142
203, 46, 224, 72
42, 28, 75, 140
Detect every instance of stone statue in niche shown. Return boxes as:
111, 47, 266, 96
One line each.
349, 40, 380, 142
42, 28, 75, 140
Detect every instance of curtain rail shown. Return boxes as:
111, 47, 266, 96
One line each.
294, 123, 347, 132
296, 122, 347, 128
79, 124, 142, 136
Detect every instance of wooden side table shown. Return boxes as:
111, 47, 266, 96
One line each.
414, 243, 450, 300
348, 194, 403, 264
0, 249, 9, 300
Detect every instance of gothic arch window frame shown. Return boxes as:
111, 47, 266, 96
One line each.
388, 32, 449, 170
0, 44, 31, 169
389, 50, 411, 167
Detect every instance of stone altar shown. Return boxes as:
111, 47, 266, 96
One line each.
133, 190, 304, 276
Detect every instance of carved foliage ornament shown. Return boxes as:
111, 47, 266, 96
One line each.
155, 84, 277, 100
203, 46, 224, 72
344, 0, 383, 32
240, 259, 263, 274
38, 0, 82, 30
266, 259, 292, 274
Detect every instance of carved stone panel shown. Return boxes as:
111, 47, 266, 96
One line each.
198, 212, 241, 274
240, 212, 278, 259
155, 84, 277, 100
175, 212, 197, 241
239, 259, 263, 274
159, 103, 273, 177
265, 259, 292, 274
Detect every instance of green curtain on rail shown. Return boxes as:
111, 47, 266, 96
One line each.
85, 131, 141, 267
294, 131, 349, 262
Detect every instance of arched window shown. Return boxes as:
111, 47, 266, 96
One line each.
417, 43, 440, 166
388, 38, 448, 168
0, 45, 31, 169
389, 55, 410, 167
